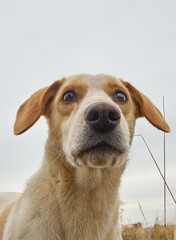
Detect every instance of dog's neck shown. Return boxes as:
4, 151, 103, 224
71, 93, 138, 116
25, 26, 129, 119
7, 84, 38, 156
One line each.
29, 137, 126, 239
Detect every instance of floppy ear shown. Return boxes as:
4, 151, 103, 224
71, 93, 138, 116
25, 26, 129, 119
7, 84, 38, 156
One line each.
123, 81, 170, 133
14, 79, 64, 135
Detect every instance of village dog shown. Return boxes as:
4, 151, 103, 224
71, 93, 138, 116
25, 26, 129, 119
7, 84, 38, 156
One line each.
0, 74, 170, 240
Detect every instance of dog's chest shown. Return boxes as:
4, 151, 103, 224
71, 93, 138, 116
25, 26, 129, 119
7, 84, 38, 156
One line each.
57, 172, 119, 240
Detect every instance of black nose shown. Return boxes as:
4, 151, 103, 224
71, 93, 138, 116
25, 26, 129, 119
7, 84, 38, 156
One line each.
84, 102, 121, 132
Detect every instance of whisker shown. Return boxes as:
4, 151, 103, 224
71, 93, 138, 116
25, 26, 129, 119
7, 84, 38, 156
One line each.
39, 214, 63, 240
102, 169, 115, 195
97, 221, 101, 240
47, 155, 60, 169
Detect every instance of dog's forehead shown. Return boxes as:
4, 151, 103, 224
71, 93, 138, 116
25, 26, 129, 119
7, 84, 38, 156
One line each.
65, 74, 123, 92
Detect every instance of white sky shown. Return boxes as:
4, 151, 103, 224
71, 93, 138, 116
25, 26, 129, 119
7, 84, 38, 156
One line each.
0, 0, 176, 226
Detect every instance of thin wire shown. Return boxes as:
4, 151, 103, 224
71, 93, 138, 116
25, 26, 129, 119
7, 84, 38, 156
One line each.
134, 134, 176, 204
138, 203, 149, 228
163, 96, 166, 227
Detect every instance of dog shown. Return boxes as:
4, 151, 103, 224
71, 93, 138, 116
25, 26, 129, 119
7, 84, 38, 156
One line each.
0, 74, 170, 240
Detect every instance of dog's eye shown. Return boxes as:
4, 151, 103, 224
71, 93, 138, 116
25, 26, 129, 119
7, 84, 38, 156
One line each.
62, 91, 78, 103
114, 91, 128, 103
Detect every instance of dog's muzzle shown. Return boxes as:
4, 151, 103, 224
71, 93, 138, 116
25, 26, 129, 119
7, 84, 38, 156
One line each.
84, 102, 121, 132
68, 101, 129, 167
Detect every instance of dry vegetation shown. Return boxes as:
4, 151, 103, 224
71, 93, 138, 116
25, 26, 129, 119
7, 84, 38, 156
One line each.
121, 132, 176, 240
122, 222, 175, 240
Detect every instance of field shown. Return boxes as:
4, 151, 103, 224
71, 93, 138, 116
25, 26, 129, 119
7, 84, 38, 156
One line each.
122, 223, 175, 240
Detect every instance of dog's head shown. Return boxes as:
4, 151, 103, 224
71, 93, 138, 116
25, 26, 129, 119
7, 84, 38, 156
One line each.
14, 74, 170, 168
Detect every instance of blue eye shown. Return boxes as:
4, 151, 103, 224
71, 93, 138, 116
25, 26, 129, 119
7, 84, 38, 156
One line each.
62, 91, 78, 103
114, 91, 128, 103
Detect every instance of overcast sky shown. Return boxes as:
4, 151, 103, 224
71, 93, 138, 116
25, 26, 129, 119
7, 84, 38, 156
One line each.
0, 0, 176, 226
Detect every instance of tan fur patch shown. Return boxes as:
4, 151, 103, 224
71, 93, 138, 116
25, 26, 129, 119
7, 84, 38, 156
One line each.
0, 203, 14, 240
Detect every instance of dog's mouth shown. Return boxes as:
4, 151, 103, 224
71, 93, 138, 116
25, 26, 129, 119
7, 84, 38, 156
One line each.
81, 141, 117, 154
73, 140, 126, 159
70, 139, 128, 168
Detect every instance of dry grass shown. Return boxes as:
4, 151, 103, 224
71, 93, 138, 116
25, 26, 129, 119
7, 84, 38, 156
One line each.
122, 223, 175, 240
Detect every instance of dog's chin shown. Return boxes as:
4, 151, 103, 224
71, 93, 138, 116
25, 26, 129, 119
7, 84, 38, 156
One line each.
68, 143, 129, 168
